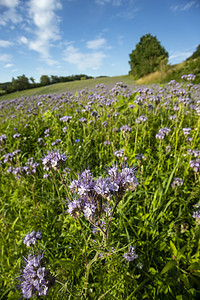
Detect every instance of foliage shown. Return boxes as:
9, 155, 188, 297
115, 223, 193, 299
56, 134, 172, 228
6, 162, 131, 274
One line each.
129, 33, 168, 79
187, 44, 200, 61
0, 77, 200, 299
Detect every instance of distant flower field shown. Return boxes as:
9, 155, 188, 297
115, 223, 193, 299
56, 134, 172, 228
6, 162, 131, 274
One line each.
0, 76, 200, 299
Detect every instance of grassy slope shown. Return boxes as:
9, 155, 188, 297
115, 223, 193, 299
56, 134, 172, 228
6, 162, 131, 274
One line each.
0, 75, 136, 101
136, 57, 200, 85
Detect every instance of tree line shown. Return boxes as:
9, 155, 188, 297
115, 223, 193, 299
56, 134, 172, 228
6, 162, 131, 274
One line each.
0, 74, 93, 95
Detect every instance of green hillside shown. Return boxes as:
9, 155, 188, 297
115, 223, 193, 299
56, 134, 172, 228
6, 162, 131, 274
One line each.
137, 57, 200, 85
0, 75, 136, 101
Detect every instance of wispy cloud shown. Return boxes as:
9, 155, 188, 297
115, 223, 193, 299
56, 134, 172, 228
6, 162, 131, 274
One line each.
27, 0, 62, 65
0, 0, 22, 27
86, 38, 107, 50
63, 44, 107, 70
0, 53, 12, 63
4, 63, 14, 68
114, 7, 140, 19
19, 36, 28, 44
171, 1, 198, 12
95, 0, 123, 6
0, 40, 13, 47
169, 50, 193, 64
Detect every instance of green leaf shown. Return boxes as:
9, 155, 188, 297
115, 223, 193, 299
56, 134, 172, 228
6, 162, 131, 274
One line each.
161, 260, 176, 275
187, 262, 200, 271
170, 241, 177, 257
180, 273, 190, 289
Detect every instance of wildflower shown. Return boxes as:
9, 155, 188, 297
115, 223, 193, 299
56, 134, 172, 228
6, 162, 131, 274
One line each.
124, 245, 138, 262
190, 159, 200, 172
120, 125, 132, 133
79, 117, 87, 123
182, 128, 192, 136
59, 115, 72, 123
13, 133, 21, 139
114, 149, 124, 158
135, 115, 147, 123
20, 253, 54, 299
23, 231, 42, 247
166, 145, 171, 153
192, 209, 200, 225
171, 177, 183, 188
68, 166, 138, 222
42, 150, 67, 171
0, 134, 7, 144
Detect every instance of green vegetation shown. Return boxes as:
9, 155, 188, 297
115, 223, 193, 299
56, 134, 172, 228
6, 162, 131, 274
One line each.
129, 33, 168, 79
0, 75, 135, 101
0, 77, 200, 299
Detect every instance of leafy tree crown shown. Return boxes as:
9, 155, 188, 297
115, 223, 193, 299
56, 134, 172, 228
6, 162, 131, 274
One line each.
129, 33, 168, 78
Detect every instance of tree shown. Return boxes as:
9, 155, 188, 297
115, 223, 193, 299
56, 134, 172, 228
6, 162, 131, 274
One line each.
129, 33, 168, 78
40, 75, 50, 86
10, 74, 30, 91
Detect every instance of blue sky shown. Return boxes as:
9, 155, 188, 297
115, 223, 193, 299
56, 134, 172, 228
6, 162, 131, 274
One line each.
0, 0, 199, 83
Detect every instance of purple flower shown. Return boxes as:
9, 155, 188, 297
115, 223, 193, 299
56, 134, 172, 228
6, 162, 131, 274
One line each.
124, 245, 138, 262
42, 150, 67, 171
20, 253, 54, 299
135, 115, 147, 123
114, 149, 124, 158
120, 125, 132, 133
23, 231, 42, 247
13, 133, 21, 139
59, 115, 72, 123
171, 177, 183, 188
190, 159, 200, 172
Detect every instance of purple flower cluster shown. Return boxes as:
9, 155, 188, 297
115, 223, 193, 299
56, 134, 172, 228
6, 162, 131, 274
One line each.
135, 115, 147, 124
59, 115, 72, 123
124, 245, 138, 262
67, 166, 138, 222
181, 74, 196, 81
23, 231, 42, 247
190, 159, 200, 172
6, 157, 39, 179
171, 177, 183, 188
20, 253, 54, 299
192, 209, 200, 225
182, 128, 192, 136
114, 149, 124, 158
0, 134, 7, 144
42, 150, 67, 171
120, 125, 132, 133
156, 127, 171, 140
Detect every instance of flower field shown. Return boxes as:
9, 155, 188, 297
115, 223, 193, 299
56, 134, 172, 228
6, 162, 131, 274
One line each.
0, 76, 200, 299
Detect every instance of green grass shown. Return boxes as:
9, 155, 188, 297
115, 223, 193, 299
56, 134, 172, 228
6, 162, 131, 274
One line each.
0, 75, 136, 101
0, 78, 200, 299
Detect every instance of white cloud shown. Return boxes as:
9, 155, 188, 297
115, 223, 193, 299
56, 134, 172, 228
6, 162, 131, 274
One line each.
87, 38, 106, 50
169, 51, 193, 64
19, 36, 28, 44
27, 0, 62, 65
63, 45, 107, 70
0, 0, 21, 26
0, 53, 12, 62
0, 0, 19, 8
0, 40, 13, 47
171, 1, 198, 12
4, 63, 14, 68
95, 0, 122, 6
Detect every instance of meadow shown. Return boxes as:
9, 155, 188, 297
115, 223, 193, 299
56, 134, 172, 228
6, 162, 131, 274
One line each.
0, 75, 200, 299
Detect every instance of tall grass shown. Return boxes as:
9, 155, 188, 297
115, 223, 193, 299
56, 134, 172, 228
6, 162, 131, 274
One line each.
0, 76, 200, 299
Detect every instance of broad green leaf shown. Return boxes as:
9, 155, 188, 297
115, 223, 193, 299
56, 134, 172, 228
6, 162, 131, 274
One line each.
170, 241, 177, 257
161, 260, 176, 275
